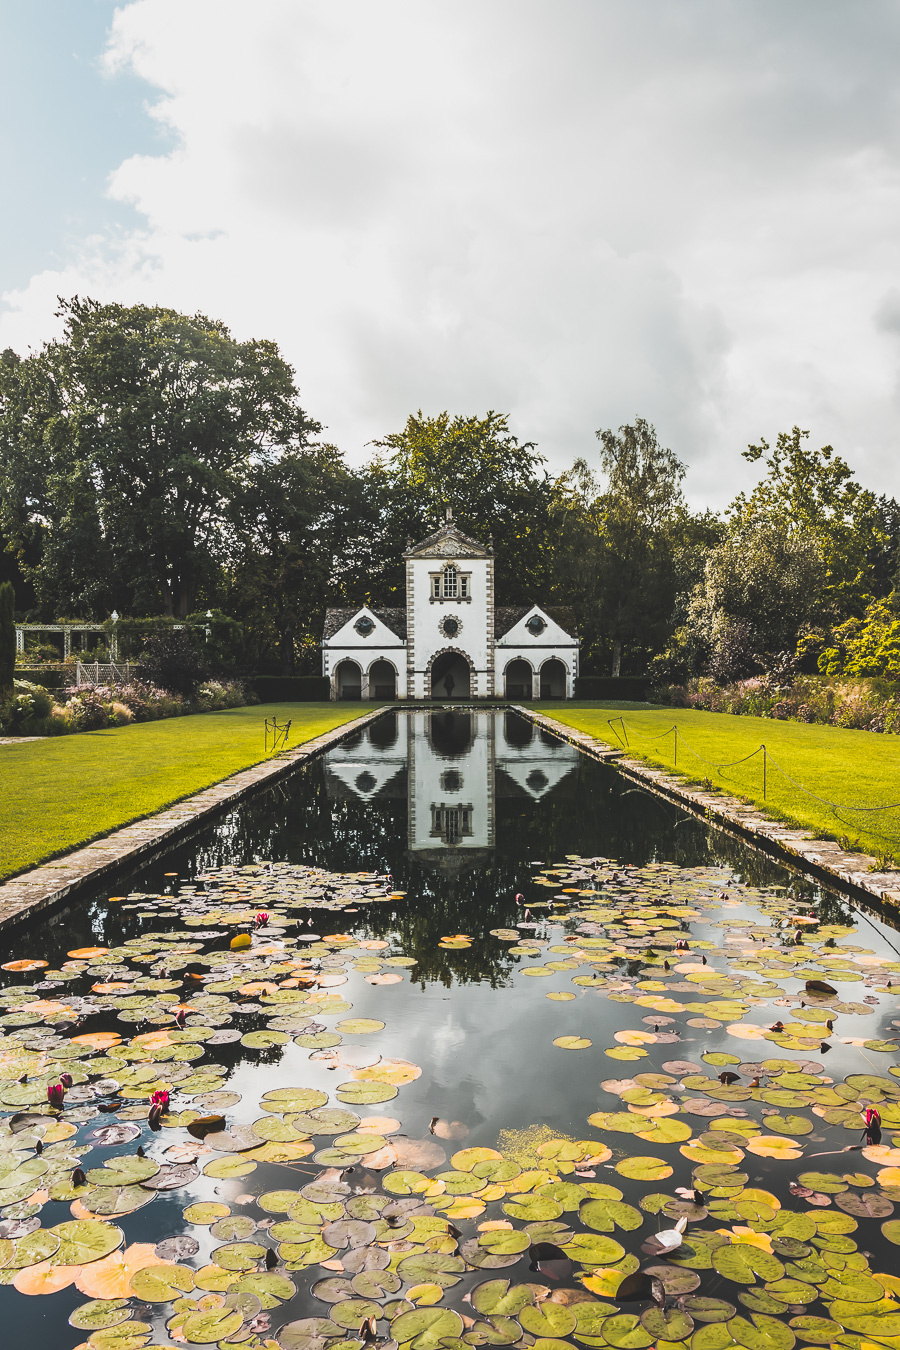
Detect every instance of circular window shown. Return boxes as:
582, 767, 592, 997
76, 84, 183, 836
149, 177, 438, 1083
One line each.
440, 616, 461, 639
526, 769, 549, 792
441, 769, 462, 792
526, 615, 547, 636
355, 771, 377, 793
354, 616, 375, 636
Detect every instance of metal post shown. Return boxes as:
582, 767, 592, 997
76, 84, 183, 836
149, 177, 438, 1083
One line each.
762, 745, 766, 799
673, 727, 677, 769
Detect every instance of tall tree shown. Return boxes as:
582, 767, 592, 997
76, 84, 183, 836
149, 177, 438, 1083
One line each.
733, 426, 885, 619
225, 445, 373, 673
589, 418, 688, 676
0, 581, 14, 696
0, 298, 322, 619
366, 411, 555, 604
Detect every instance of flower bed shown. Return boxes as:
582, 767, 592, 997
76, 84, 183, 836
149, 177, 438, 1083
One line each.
0, 678, 252, 737
654, 674, 900, 733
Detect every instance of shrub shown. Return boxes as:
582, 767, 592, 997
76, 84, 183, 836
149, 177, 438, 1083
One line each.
194, 679, 248, 711
140, 629, 209, 695
0, 679, 55, 734
114, 681, 187, 722
62, 687, 115, 731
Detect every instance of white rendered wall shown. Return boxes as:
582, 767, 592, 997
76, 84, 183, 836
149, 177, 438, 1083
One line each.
495, 606, 579, 699
407, 555, 493, 698
322, 607, 407, 699
408, 709, 494, 854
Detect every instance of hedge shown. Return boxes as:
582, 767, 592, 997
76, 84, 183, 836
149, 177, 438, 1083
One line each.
14, 668, 67, 690
573, 675, 652, 701
248, 675, 331, 701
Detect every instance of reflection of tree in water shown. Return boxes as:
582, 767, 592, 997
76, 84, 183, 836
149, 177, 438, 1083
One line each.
31, 731, 864, 978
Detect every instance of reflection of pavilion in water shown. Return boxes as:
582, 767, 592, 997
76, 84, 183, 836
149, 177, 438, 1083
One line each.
325, 710, 579, 871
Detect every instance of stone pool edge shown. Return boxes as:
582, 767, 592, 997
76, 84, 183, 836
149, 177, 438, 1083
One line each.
0, 708, 383, 932
518, 705, 900, 913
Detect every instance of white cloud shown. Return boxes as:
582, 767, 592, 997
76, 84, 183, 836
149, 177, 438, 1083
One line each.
2, 0, 900, 506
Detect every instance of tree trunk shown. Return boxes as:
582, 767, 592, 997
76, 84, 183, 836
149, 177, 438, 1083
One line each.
611, 640, 622, 678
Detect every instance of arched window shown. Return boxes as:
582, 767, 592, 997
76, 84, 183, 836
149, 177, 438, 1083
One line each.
442, 565, 458, 598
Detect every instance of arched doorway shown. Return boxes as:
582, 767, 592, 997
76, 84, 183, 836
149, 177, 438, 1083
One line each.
429, 650, 471, 699
369, 659, 397, 700
428, 710, 473, 757
540, 658, 566, 699
504, 658, 533, 700
335, 659, 362, 700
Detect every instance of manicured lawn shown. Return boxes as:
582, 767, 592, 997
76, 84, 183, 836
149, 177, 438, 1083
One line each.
536, 702, 900, 860
0, 703, 372, 882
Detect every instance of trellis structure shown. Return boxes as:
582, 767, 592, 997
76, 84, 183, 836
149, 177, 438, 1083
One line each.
15, 623, 118, 660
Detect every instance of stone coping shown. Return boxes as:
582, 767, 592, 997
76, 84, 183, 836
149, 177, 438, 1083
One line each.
0, 708, 382, 932
516, 706, 900, 913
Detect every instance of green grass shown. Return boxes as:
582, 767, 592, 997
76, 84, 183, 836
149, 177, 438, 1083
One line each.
0, 703, 372, 882
535, 702, 900, 862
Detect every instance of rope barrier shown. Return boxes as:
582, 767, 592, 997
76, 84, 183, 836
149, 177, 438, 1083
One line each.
608, 717, 900, 818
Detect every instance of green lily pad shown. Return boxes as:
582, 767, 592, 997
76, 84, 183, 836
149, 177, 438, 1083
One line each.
786, 1316, 843, 1344
502, 1196, 563, 1222
477, 1229, 530, 1256
640, 1308, 695, 1341
329, 1297, 382, 1329
520, 1304, 577, 1337
85, 1156, 160, 1186
178, 1306, 244, 1343
295, 1031, 342, 1049
336, 1081, 398, 1104
211, 1240, 267, 1271
600, 1313, 653, 1348
228, 1270, 296, 1305
580, 1198, 644, 1232
726, 1313, 795, 1350
51, 1219, 124, 1266
83, 1321, 152, 1350
292, 1108, 360, 1134
240, 1029, 290, 1049
615, 1156, 672, 1181
261, 1088, 329, 1113
562, 1233, 625, 1265
129, 1263, 196, 1301
471, 1279, 536, 1316
391, 1307, 464, 1349
202, 1156, 257, 1179
7, 1228, 61, 1267
69, 1299, 133, 1331
397, 1252, 465, 1287
82, 1184, 156, 1216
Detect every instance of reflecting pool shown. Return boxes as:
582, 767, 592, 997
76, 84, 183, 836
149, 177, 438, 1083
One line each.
2, 710, 900, 1350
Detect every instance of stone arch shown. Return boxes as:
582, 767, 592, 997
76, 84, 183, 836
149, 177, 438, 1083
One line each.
334, 658, 362, 700
367, 657, 398, 700
539, 657, 567, 699
426, 646, 474, 700
503, 657, 533, 700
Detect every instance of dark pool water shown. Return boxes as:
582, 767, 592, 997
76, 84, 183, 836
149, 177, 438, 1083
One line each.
2, 709, 900, 1350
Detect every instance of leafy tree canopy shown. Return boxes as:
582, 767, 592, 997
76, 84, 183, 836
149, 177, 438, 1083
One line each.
732, 425, 885, 618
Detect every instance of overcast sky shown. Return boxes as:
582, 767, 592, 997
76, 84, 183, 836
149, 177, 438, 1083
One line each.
1, 0, 899, 507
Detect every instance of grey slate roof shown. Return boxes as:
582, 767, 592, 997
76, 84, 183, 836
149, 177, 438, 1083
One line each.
323, 607, 407, 641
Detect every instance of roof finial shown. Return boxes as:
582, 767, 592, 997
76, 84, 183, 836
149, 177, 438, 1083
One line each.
445, 505, 453, 523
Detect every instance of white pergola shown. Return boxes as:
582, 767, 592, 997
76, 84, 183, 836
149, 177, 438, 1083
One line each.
15, 623, 119, 660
